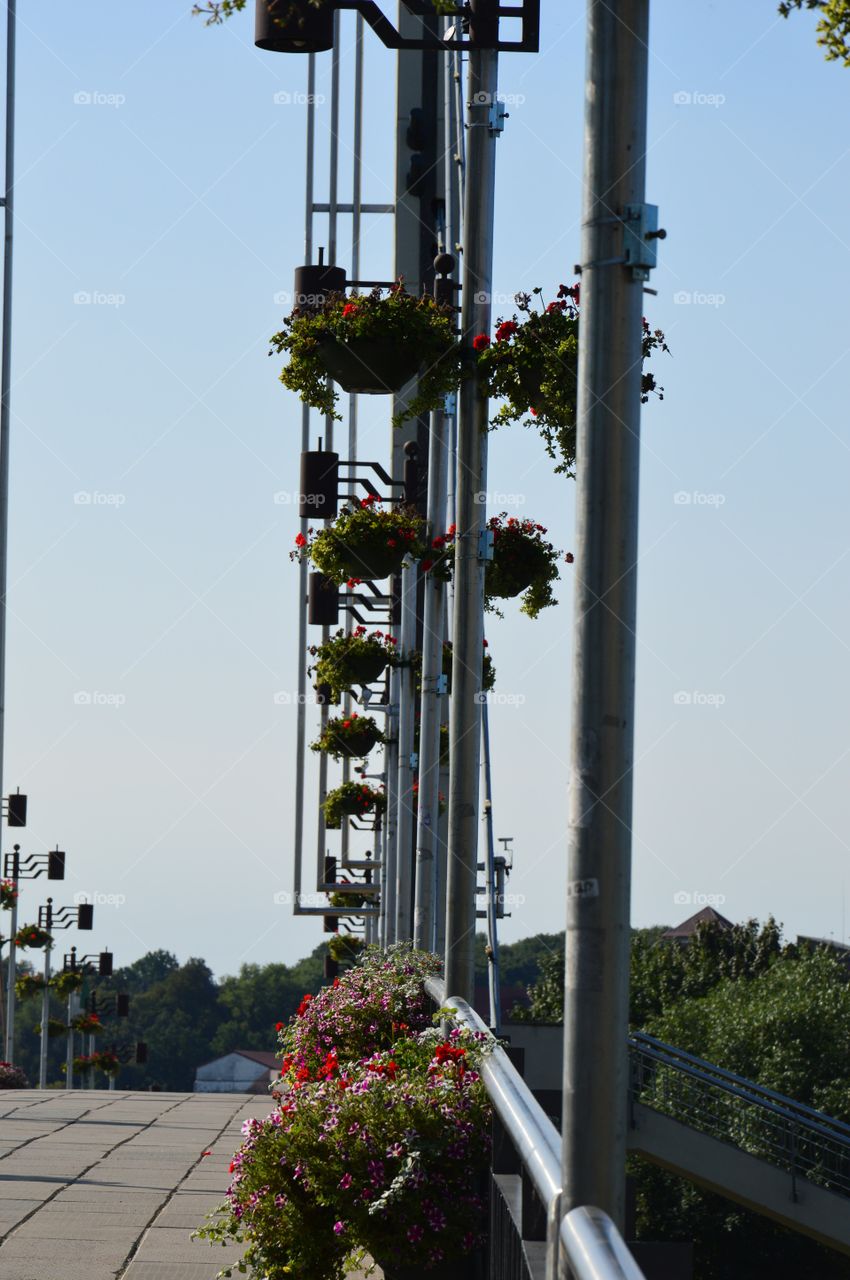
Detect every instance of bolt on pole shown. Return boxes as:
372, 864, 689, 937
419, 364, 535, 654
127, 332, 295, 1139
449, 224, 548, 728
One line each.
560, 0, 651, 1238
444, 11, 500, 1005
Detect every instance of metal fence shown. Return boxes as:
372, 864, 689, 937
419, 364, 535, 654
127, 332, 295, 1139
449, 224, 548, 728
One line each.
629, 1031, 850, 1197
426, 977, 647, 1280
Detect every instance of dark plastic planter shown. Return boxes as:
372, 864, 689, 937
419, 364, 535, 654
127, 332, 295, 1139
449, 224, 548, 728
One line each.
317, 336, 422, 395
339, 543, 408, 582
342, 651, 389, 687
485, 560, 537, 599
325, 726, 382, 759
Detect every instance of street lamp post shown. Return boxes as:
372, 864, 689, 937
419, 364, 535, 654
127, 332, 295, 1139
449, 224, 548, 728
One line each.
3, 842, 64, 1063
36, 897, 93, 1089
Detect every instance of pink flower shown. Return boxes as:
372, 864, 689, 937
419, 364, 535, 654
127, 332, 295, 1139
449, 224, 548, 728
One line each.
333, 1220, 346, 1235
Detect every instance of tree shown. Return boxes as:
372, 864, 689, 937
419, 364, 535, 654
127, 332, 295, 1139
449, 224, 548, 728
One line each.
779, 0, 850, 65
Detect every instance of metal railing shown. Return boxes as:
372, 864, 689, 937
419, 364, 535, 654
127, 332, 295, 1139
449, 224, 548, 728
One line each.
426, 977, 646, 1280
629, 1031, 850, 1197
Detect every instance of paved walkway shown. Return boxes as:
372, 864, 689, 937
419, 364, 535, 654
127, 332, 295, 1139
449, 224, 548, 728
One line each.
0, 1088, 272, 1280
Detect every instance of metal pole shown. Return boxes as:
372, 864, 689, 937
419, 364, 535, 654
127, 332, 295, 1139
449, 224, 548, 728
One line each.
38, 906, 52, 1089
65, 990, 74, 1089
4, 843, 17, 1060
293, 53, 316, 912
393, 557, 417, 941
382, 690, 399, 944
444, 15, 499, 1005
480, 699, 501, 1033
561, 0, 651, 1237
0, 0, 17, 862
413, 404, 449, 950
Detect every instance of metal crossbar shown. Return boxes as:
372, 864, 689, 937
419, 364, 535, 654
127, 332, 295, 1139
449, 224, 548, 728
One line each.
426, 977, 647, 1280
629, 1032, 850, 1197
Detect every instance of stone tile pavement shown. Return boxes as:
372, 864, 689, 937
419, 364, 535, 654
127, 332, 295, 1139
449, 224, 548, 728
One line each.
0, 1088, 274, 1280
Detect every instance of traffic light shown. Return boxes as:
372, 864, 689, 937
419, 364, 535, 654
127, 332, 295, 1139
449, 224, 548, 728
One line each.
117, 993, 130, 1018
405, 107, 430, 199
99, 951, 113, 977
254, 0, 334, 54
77, 903, 94, 930
135, 1042, 148, 1065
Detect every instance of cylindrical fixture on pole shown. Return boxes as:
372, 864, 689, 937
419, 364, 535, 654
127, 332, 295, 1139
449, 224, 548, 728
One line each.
393, 559, 418, 941
481, 700, 502, 1033
3, 848, 17, 1062
254, 0, 334, 54
443, 31, 500, 1005
38, 941, 51, 1090
308, 572, 339, 627
560, 0, 651, 1240
299, 450, 339, 520
66, 991, 74, 1090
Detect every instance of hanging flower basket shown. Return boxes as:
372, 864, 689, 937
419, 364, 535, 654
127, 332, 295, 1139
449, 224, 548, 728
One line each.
51, 969, 85, 997
270, 284, 463, 426
326, 933, 366, 965
71, 1013, 103, 1036
0, 879, 18, 910
311, 713, 385, 761
475, 284, 669, 476
292, 497, 426, 586
410, 640, 496, 696
426, 514, 568, 620
308, 626, 398, 702
0, 1061, 29, 1088
14, 923, 52, 950
15, 973, 45, 1001
36, 1018, 67, 1039
323, 783, 386, 830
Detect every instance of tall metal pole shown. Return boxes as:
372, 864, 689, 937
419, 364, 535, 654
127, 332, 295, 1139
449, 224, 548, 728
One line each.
4, 843, 17, 1060
0, 0, 16, 867
444, 9, 499, 1005
38, 902, 52, 1089
65, 990, 74, 1090
561, 0, 651, 1236
480, 700, 501, 1032
393, 555, 417, 940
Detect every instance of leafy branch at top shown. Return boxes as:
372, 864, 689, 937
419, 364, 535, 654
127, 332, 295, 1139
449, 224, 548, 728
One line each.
779, 0, 850, 65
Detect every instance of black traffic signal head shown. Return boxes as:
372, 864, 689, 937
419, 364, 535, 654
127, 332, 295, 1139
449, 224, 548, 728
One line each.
117, 993, 130, 1018
77, 902, 94, 930
135, 1041, 148, 1065
255, 0, 334, 53
6, 791, 27, 827
47, 849, 65, 880
99, 951, 113, 977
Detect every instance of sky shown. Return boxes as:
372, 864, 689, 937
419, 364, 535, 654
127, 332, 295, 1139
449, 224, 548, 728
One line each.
3, 1, 850, 977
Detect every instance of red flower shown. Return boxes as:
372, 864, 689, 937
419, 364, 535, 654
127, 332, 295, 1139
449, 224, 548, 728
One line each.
297, 993, 313, 1017
565, 552, 575, 564
432, 536, 445, 549
346, 577, 362, 589
472, 334, 491, 352
421, 559, 433, 572
387, 539, 397, 549
294, 532, 307, 548
342, 303, 358, 317
547, 300, 567, 313
360, 494, 378, 508
495, 320, 518, 342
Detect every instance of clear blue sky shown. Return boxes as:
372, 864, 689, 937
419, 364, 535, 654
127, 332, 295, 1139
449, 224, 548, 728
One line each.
5, 1, 849, 975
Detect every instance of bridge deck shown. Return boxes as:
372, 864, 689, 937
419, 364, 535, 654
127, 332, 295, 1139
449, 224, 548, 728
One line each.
0, 1088, 271, 1280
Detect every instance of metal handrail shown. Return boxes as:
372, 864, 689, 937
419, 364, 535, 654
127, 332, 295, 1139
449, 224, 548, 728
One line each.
427, 977, 646, 1280
631, 1032, 850, 1140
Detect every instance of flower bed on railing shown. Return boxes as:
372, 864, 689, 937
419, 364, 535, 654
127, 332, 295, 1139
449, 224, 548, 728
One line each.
196, 946, 492, 1280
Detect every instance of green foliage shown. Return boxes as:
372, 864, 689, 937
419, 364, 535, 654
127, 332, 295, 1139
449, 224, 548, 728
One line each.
270, 287, 463, 425
51, 969, 84, 997
427, 513, 565, 619
14, 923, 52, 950
309, 712, 385, 761
323, 782, 386, 830
292, 497, 425, 587
308, 626, 397, 702
779, 0, 850, 65
476, 287, 668, 476
15, 972, 46, 1001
